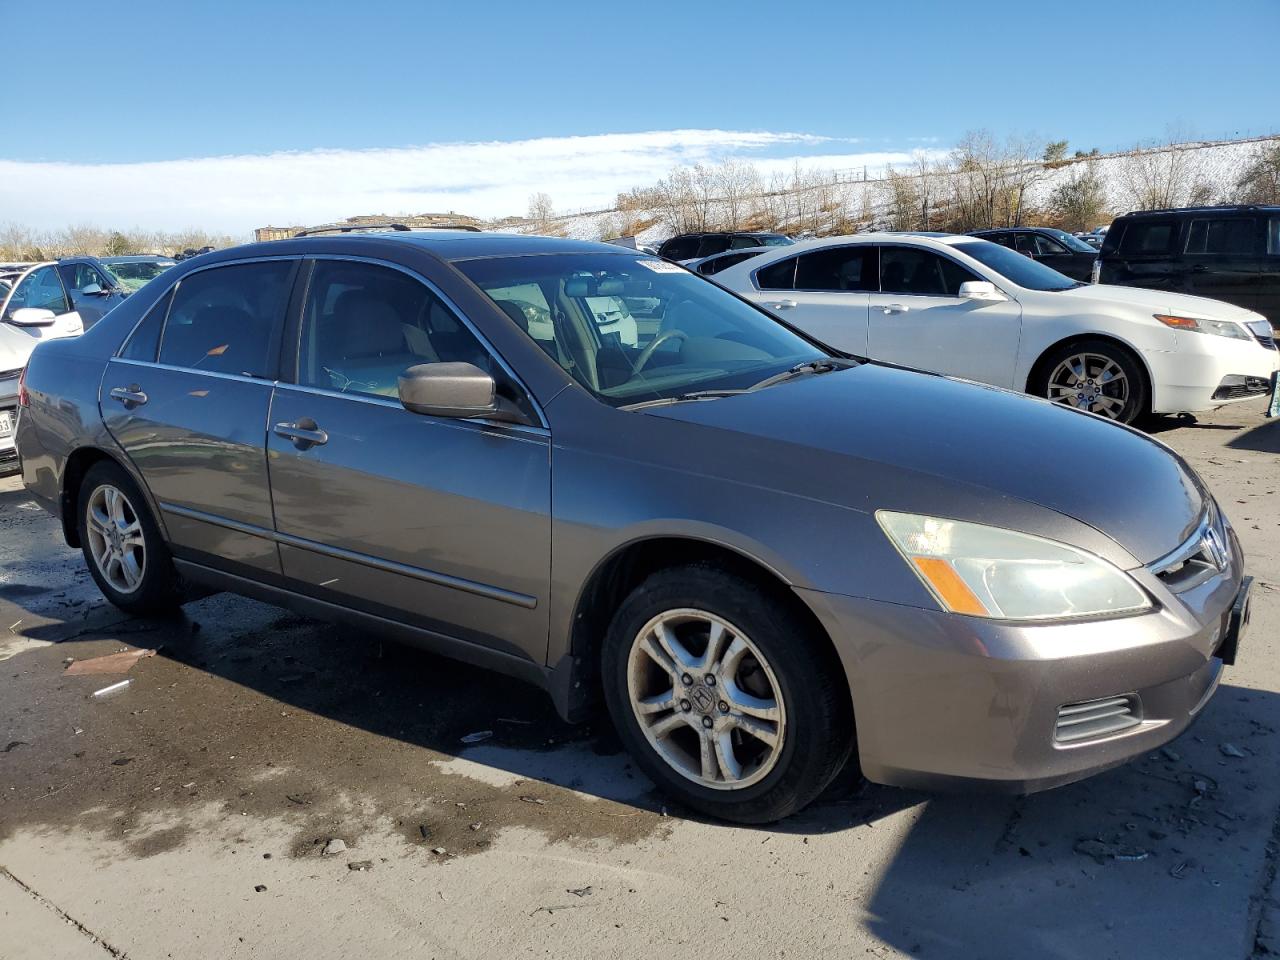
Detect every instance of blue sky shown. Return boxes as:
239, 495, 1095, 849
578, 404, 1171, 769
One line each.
2, 0, 1276, 231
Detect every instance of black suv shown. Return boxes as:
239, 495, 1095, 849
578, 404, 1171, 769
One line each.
658, 232, 793, 261
1097, 205, 1280, 328
966, 227, 1098, 282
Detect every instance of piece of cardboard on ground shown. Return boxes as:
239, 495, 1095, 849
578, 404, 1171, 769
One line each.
63, 647, 156, 676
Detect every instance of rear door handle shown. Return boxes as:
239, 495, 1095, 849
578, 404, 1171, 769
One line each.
274, 420, 328, 449
108, 385, 148, 408
768, 299, 798, 310
883, 303, 910, 314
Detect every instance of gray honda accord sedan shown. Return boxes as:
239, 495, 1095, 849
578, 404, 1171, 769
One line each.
15, 232, 1252, 823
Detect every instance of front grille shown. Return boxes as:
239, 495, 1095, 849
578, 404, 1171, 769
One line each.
1149, 505, 1229, 593
1213, 376, 1272, 401
1055, 694, 1142, 743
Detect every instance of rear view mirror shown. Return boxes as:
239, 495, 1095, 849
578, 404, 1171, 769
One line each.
397, 362, 530, 424
959, 281, 1007, 302
6, 307, 57, 326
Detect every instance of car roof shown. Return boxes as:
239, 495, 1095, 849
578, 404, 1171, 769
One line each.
1117, 204, 1280, 218
194, 231, 632, 267
101, 254, 176, 262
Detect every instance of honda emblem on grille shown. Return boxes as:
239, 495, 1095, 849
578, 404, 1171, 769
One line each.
1201, 527, 1228, 570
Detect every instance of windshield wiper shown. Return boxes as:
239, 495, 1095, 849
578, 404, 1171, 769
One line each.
621, 389, 748, 411
745, 358, 856, 392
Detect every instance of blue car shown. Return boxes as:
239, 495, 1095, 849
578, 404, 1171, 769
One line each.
56, 255, 177, 328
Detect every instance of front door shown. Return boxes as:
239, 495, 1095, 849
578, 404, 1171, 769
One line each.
1180, 215, 1262, 313
266, 258, 551, 663
867, 245, 1023, 387
101, 258, 297, 577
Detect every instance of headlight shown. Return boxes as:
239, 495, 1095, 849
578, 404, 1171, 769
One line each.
1155, 314, 1251, 340
877, 511, 1152, 621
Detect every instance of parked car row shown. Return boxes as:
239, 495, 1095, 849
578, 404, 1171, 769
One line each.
1, 255, 176, 473
15, 229, 1256, 823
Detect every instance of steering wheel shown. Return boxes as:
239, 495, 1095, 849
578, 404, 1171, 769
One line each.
633, 329, 687, 374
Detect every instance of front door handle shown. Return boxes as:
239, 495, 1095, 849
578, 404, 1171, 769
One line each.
883, 303, 910, 314
274, 419, 328, 450
768, 299, 798, 310
108, 385, 148, 408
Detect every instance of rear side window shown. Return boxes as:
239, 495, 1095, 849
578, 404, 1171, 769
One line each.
660, 236, 699, 260
1185, 218, 1257, 255
1270, 218, 1280, 256
120, 288, 174, 362
697, 251, 762, 275
158, 260, 294, 378
696, 235, 731, 257
755, 257, 797, 290
794, 247, 877, 291
1118, 221, 1177, 255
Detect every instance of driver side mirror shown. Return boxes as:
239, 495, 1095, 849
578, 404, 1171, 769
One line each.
397, 362, 531, 425
958, 281, 1007, 302
6, 307, 57, 326
81, 283, 105, 296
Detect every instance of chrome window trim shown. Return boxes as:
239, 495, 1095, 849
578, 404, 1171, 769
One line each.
298, 253, 550, 430
272, 380, 550, 441
112, 357, 275, 386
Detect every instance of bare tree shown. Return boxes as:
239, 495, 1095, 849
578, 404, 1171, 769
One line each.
1234, 141, 1280, 203
1119, 137, 1211, 211
1050, 159, 1108, 232
527, 192, 560, 235
715, 159, 762, 230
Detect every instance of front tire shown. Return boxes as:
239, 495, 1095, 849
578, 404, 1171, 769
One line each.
1033, 339, 1148, 425
602, 565, 853, 823
77, 460, 181, 615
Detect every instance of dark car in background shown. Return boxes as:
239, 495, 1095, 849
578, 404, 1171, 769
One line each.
686, 247, 770, 276
56, 255, 177, 328
658, 231, 793, 262
967, 227, 1099, 282
1097, 205, 1280, 329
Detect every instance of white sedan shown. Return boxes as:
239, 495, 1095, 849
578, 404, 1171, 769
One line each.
713, 233, 1279, 424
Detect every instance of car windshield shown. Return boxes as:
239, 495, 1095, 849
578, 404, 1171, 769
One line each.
102, 259, 176, 293
459, 252, 830, 407
1043, 229, 1097, 253
948, 240, 1080, 291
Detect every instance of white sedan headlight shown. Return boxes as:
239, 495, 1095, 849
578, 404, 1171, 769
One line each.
877, 511, 1152, 621
1155, 314, 1251, 340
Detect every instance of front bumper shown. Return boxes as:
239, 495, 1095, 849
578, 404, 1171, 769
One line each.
1148, 334, 1279, 413
798, 526, 1245, 794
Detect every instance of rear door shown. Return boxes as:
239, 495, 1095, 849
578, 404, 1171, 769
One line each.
742, 247, 875, 353
101, 258, 297, 578
1105, 218, 1182, 290
266, 257, 551, 663
1180, 215, 1262, 312
867, 244, 1023, 387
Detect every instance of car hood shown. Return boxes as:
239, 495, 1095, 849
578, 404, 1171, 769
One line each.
647, 363, 1205, 564
1060, 283, 1262, 322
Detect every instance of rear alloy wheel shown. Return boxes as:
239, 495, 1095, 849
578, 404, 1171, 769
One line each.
77, 460, 182, 615
603, 565, 853, 823
1037, 339, 1147, 424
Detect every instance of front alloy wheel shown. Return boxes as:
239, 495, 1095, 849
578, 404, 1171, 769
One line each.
1046, 352, 1129, 419
627, 609, 786, 790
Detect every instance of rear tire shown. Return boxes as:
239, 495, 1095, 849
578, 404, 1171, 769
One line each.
1032, 338, 1148, 425
77, 460, 182, 615
601, 564, 853, 824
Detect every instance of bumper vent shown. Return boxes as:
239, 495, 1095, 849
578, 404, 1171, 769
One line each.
1055, 694, 1142, 744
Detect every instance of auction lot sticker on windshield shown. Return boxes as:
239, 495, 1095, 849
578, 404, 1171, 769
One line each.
636, 259, 686, 273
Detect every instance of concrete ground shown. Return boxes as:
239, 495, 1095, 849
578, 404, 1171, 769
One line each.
1, 401, 1278, 960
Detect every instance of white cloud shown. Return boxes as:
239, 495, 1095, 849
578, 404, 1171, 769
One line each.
0, 130, 932, 235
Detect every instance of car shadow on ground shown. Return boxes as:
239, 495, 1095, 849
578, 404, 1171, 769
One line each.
1226, 417, 1280, 453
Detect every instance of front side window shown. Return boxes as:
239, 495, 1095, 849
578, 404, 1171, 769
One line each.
695, 235, 731, 258
1185, 218, 1257, 255
1042, 228, 1097, 253
660, 236, 699, 260
297, 260, 496, 400
794, 247, 877, 292
64, 262, 109, 291
1028, 234, 1069, 256
879, 247, 978, 297
459, 253, 828, 407
1118, 220, 1176, 255
950, 239, 1078, 291
5, 266, 72, 317
158, 260, 294, 377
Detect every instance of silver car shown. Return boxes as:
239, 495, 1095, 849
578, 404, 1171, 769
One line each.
16, 233, 1252, 823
